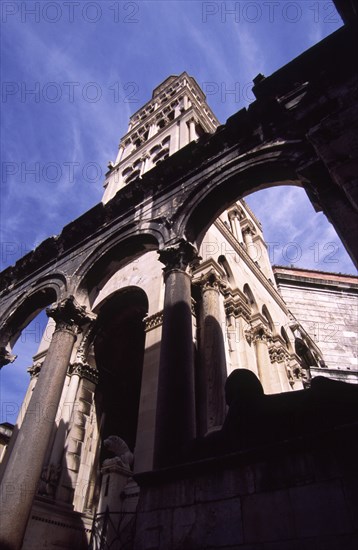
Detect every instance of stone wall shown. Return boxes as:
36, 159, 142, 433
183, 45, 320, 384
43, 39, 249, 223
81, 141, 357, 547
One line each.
134, 424, 358, 549
274, 267, 358, 380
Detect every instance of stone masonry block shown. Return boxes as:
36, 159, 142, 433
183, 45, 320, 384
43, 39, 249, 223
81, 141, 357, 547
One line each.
290, 479, 352, 538
242, 489, 294, 543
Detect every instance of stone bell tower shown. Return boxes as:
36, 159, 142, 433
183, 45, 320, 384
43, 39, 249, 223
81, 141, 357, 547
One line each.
102, 72, 220, 202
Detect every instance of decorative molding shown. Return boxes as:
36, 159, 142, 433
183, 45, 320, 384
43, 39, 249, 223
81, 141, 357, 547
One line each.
69, 361, 99, 384
269, 345, 289, 364
46, 296, 96, 334
144, 311, 164, 332
224, 290, 251, 322
75, 321, 97, 364
245, 322, 272, 345
196, 269, 227, 294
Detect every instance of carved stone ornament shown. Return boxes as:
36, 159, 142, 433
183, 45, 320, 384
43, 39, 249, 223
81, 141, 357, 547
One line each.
158, 239, 201, 274
144, 311, 164, 332
0, 347, 17, 369
198, 269, 227, 294
269, 345, 288, 364
46, 296, 96, 333
224, 294, 251, 322
103, 435, 134, 471
38, 463, 61, 498
245, 323, 272, 345
27, 361, 42, 379
68, 361, 99, 384
75, 322, 97, 364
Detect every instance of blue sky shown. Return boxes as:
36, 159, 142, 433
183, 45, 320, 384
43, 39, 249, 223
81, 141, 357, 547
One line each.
0, 1, 355, 423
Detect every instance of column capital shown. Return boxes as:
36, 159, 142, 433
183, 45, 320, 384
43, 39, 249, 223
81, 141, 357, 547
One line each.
158, 240, 200, 274
0, 347, 17, 369
68, 361, 99, 384
245, 323, 272, 345
197, 269, 227, 294
46, 296, 96, 334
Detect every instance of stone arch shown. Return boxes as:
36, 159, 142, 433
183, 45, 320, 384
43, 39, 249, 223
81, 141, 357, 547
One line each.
177, 141, 306, 248
0, 277, 66, 357
75, 231, 161, 309
218, 255, 235, 287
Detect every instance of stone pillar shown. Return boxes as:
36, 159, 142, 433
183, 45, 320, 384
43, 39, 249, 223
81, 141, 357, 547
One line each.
47, 366, 81, 468
247, 324, 281, 394
135, 312, 163, 473
228, 211, 243, 243
0, 296, 94, 550
224, 292, 256, 375
188, 118, 196, 141
170, 121, 180, 154
269, 346, 292, 392
154, 240, 199, 468
115, 144, 124, 164
243, 228, 257, 260
140, 153, 150, 176
179, 118, 189, 148
197, 271, 227, 436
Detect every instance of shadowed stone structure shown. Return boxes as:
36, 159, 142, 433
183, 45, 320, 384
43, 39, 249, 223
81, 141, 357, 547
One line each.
0, 4, 357, 547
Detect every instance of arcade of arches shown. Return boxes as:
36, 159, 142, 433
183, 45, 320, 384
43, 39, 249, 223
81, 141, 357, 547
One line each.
0, 10, 358, 549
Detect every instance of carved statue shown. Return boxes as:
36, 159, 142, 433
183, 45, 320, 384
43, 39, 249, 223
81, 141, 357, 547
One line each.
103, 435, 134, 470
38, 463, 61, 497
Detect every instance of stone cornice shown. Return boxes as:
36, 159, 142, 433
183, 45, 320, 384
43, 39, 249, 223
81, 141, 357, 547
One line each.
223, 289, 251, 322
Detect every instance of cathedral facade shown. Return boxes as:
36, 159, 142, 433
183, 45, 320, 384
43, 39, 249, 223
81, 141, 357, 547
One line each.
0, 5, 357, 547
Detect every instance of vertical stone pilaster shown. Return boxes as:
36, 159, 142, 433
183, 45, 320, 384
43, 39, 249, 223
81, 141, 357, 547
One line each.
246, 324, 281, 394
0, 296, 95, 550
243, 227, 257, 261
228, 210, 243, 243
154, 240, 199, 468
196, 270, 227, 436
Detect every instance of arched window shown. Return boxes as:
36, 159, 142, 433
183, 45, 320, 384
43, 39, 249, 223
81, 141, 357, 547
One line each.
243, 284, 258, 313
262, 305, 274, 333
218, 255, 235, 286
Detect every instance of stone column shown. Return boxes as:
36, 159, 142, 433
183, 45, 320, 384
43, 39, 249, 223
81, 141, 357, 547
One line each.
47, 365, 81, 468
224, 292, 257, 375
243, 228, 257, 260
140, 153, 150, 175
115, 144, 124, 164
154, 240, 199, 468
179, 119, 189, 148
247, 324, 280, 394
188, 118, 196, 141
269, 346, 292, 392
197, 270, 227, 436
228, 211, 243, 243
0, 296, 94, 550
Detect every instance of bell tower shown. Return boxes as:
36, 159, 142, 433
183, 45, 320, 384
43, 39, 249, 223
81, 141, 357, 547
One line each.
102, 72, 220, 203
